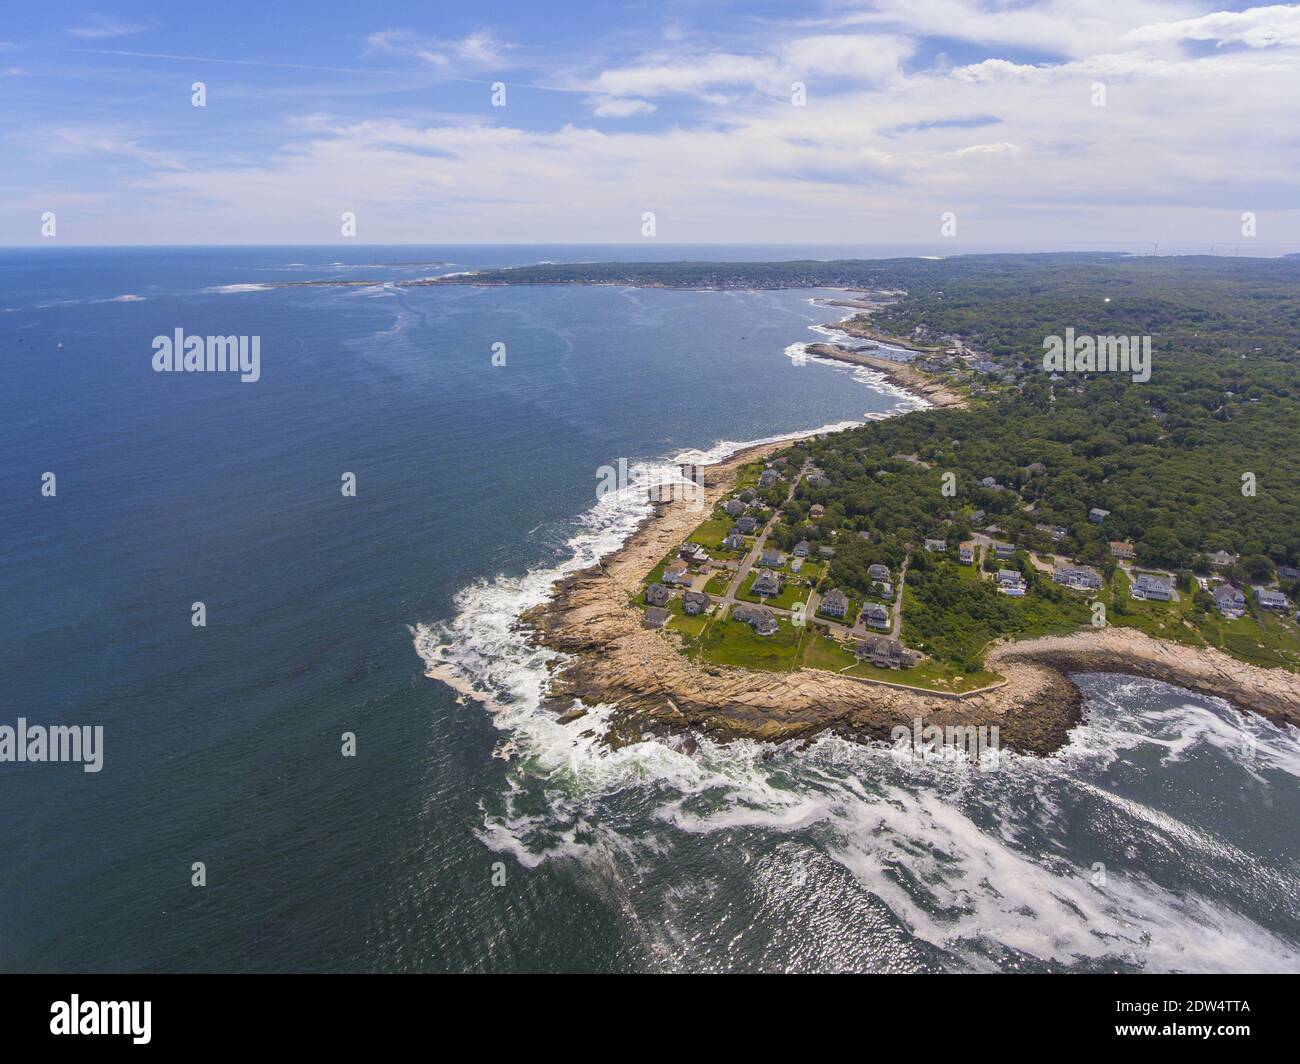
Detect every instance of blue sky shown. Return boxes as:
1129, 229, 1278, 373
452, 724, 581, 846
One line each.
2, 1, 1298, 246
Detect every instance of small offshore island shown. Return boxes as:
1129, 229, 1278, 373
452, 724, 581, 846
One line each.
469, 253, 1300, 755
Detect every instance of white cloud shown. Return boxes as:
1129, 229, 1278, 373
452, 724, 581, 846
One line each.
1126, 4, 1300, 48
364, 29, 511, 71
590, 96, 657, 118
67, 15, 157, 39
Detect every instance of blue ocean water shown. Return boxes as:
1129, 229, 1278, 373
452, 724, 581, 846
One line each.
2, 246, 1297, 972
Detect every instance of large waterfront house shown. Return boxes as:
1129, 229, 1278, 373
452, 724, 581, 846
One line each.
645, 583, 672, 607
997, 569, 1026, 596
758, 470, 780, 488
643, 607, 671, 629
751, 570, 782, 597
855, 636, 917, 670
733, 604, 778, 636
682, 591, 711, 616
1053, 563, 1102, 591
679, 543, 709, 564
862, 603, 891, 629
662, 561, 692, 586
723, 499, 745, 517
1131, 573, 1173, 601
1213, 583, 1246, 617
820, 589, 849, 618
1256, 588, 1289, 611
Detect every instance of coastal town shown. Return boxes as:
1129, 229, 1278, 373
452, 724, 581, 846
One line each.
636, 443, 1300, 695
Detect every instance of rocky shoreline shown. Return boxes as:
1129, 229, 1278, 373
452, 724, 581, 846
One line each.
520, 438, 1300, 758
804, 342, 966, 409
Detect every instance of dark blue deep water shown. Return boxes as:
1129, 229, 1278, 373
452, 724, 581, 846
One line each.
2, 246, 1297, 972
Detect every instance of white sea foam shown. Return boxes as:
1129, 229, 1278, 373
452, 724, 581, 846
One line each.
210, 283, 271, 293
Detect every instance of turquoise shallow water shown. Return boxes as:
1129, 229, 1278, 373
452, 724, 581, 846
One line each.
2, 246, 1297, 972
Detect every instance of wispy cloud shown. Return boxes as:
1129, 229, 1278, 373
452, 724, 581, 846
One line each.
67, 14, 158, 40
364, 29, 512, 71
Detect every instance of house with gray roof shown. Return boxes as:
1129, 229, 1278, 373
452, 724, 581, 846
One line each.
958, 545, 975, 565
993, 542, 1015, 560
662, 561, 692, 586
819, 588, 849, 618
723, 499, 745, 517
1053, 563, 1103, 591
793, 540, 812, 557
722, 534, 746, 551
1256, 588, 1289, 611
855, 636, 917, 670
645, 583, 672, 607
1088, 508, 1110, 524
682, 591, 711, 616
758, 470, 780, 488
1131, 573, 1173, 601
735, 516, 757, 534
758, 549, 784, 568
1213, 583, 1246, 617
1279, 565, 1300, 582
732, 604, 778, 636
643, 607, 671, 629
818, 545, 835, 559
862, 603, 891, 629
924, 538, 947, 552
751, 570, 782, 598
1207, 550, 1238, 568
868, 563, 890, 582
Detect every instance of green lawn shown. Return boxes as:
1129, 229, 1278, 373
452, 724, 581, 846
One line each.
685, 515, 739, 552
1188, 608, 1300, 671
665, 596, 711, 638
704, 571, 734, 596
1104, 570, 1202, 646
695, 609, 802, 671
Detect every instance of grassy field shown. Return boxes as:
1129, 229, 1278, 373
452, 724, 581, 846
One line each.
799, 634, 1002, 691
685, 515, 741, 552
695, 609, 802, 671
1104, 570, 1203, 646
704, 571, 733, 596
665, 596, 711, 638
1188, 608, 1300, 671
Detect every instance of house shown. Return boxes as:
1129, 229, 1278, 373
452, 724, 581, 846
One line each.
1110, 541, 1136, 560
969, 510, 986, 525
643, 607, 671, 629
735, 516, 757, 534
807, 472, 831, 487
793, 540, 812, 557
924, 538, 947, 552
959, 545, 975, 565
733, 604, 778, 636
758, 549, 784, 568
979, 476, 1002, 489
873, 581, 894, 599
662, 561, 692, 586
722, 534, 746, 551
1088, 508, 1110, 525
1256, 588, 1289, 611
818, 546, 835, 559
758, 470, 780, 488
1278, 565, 1300, 582
993, 542, 1015, 560
723, 499, 745, 517
861, 603, 891, 629
809, 504, 825, 519
868, 563, 890, 582
1131, 573, 1173, 601
855, 636, 917, 670
751, 570, 782, 597
645, 583, 672, 607
1053, 564, 1103, 591
1213, 583, 1246, 617
997, 570, 1026, 596
790, 557, 803, 573
772, 456, 788, 468
679, 543, 709, 564
820, 588, 849, 618
1207, 550, 1238, 568
1035, 524, 1069, 543
682, 591, 711, 616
